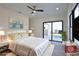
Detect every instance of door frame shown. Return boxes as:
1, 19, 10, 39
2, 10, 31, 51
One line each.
43, 20, 63, 41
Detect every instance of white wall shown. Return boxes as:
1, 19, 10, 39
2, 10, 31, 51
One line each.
0, 6, 29, 31
30, 15, 67, 39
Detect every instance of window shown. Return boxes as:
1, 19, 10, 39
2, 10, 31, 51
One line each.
74, 4, 79, 19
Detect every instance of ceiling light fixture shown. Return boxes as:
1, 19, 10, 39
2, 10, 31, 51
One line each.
31, 11, 36, 15
33, 10, 36, 13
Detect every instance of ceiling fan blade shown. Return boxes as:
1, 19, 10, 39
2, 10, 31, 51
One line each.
27, 6, 34, 10
36, 10, 44, 12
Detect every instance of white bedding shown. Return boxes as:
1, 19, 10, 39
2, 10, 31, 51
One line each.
9, 36, 50, 56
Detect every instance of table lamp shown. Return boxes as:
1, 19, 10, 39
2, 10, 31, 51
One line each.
28, 30, 32, 36
0, 30, 5, 42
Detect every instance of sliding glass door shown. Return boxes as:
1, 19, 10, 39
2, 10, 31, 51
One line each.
43, 21, 63, 42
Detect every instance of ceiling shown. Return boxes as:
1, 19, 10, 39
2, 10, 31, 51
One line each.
0, 3, 70, 18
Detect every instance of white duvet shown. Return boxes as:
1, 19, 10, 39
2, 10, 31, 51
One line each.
9, 36, 50, 56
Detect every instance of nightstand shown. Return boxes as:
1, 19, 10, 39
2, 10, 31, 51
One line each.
0, 42, 9, 53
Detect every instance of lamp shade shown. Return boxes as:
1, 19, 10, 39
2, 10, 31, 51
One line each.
28, 30, 32, 33
0, 31, 5, 35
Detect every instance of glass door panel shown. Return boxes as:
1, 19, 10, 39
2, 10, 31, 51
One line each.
43, 23, 51, 40
52, 21, 63, 41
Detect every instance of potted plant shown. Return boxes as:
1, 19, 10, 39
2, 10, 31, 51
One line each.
61, 31, 67, 44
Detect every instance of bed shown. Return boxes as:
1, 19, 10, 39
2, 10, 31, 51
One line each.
9, 37, 50, 56
7, 30, 52, 56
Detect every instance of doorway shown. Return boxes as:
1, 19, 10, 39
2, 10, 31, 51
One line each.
43, 21, 63, 42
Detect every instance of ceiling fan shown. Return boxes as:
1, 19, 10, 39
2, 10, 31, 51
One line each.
27, 5, 44, 14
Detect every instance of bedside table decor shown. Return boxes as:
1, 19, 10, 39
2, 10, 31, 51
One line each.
28, 30, 33, 36
65, 41, 77, 56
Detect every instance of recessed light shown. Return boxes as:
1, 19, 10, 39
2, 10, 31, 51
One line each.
56, 8, 59, 10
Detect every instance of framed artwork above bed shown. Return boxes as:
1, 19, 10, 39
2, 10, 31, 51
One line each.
8, 17, 23, 29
